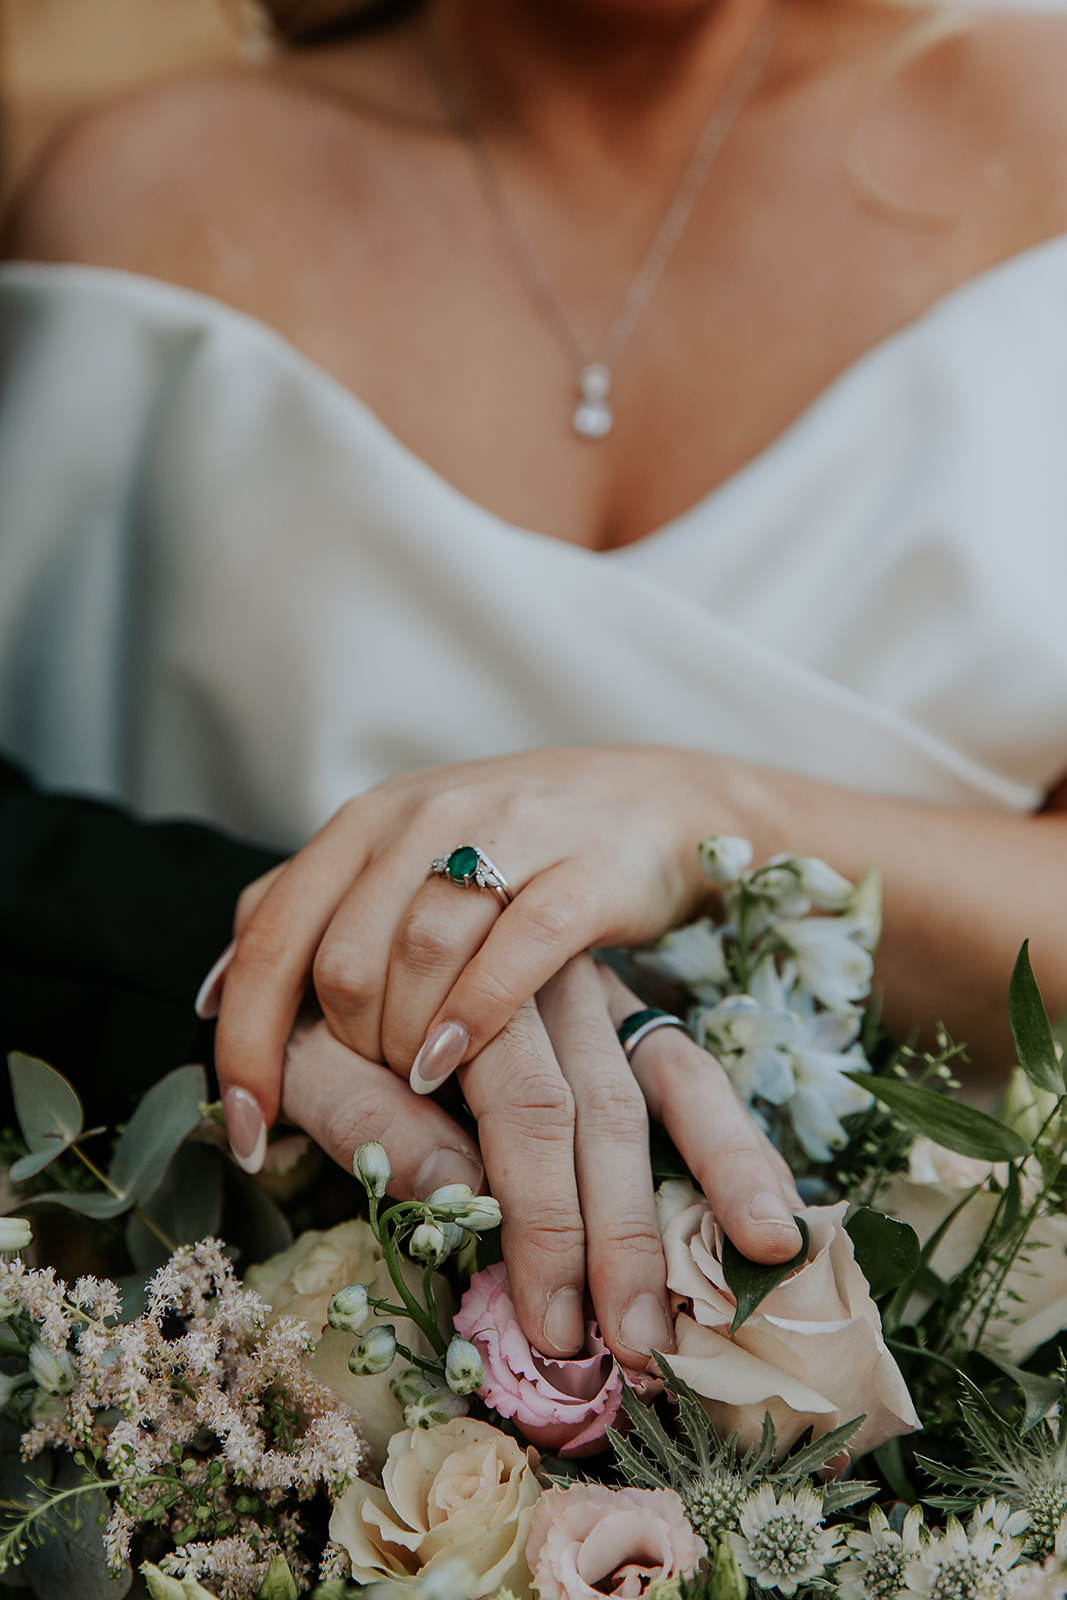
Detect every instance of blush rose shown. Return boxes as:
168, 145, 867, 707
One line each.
526, 1484, 706, 1600
454, 1263, 655, 1457
657, 1180, 918, 1458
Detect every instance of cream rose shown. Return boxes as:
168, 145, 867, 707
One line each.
245, 1219, 444, 1466
876, 1137, 1067, 1363
330, 1417, 542, 1598
658, 1180, 918, 1458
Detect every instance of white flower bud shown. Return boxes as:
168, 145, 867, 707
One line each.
793, 856, 856, 911
444, 1337, 485, 1396
402, 1387, 469, 1430
449, 1197, 502, 1234
0, 1218, 32, 1253
0, 1290, 21, 1322
353, 1141, 391, 1199
699, 835, 753, 885
28, 1341, 73, 1396
347, 1324, 396, 1376
142, 1566, 197, 1600
439, 1221, 467, 1255
424, 1182, 476, 1211
409, 1222, 450, 1265
327, 1282, 370, 1335
390, 1367, 436, 1406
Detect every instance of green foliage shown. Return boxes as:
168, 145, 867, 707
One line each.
845, 1208, 920, 1298
1009, 941, 1065, 1097
844, 1071, 1031, 1162
7, 1055, 86, 1183
721, 1218, 810, 1334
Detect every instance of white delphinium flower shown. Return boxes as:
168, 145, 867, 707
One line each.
696, 976, 797, 1109
700, 835, 754, 885
27, 1340, 74, 1396
840, 1504, 925, 1600
792, 855, 858, 911
902, 1501, 1029, 1600
729, 1482, 844, 1595
788, 994, 875, 1161
774, 917, 875, 1012
348, 1324, 397, 1376
409, 1221, 450, 1265
402, 1386, 469, 1429
636, 918, 732, 999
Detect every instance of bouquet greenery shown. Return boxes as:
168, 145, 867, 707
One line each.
0, 839, 1065, 1600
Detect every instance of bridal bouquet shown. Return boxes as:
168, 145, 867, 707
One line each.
1, 841, 1066, 1600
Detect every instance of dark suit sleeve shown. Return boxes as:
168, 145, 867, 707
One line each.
0, 753, 285, 1124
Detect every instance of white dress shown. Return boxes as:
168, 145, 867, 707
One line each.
0, 248, 1065, 850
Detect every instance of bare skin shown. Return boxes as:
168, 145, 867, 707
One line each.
7, 0, 1067, 1364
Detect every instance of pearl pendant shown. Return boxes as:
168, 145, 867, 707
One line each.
572, 363, 614, 440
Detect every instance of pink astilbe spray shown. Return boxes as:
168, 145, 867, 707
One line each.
0, 1240, 367, 1600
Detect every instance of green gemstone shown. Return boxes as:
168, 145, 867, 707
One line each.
447, 846, 480, 884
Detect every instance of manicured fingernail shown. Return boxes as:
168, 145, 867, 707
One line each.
410, 1021, 470, 1094
542, 1288, 584, 1355
414, 1148, 484, 1200
224, 1087, 266, 1175
749, 1190, 801, 1231
619, 1295, 674, 1358
194, 941, 236, 1020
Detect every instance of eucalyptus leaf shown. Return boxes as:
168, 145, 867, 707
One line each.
7, 1055, 83, 1175
845, 1208, 920, 1298
106, 1066, 207, 1210
125, 1140, 223, 1274
845, 1073, 1030, 1161
223, 1168, 293, 1266
1008, 941, 1065, 1096
721, 1217, 810, 1334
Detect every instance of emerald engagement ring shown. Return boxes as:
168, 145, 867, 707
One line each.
431, 846, 513, 909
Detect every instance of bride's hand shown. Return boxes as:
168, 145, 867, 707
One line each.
279, 954, 802, 1368
211, 745, 724, 1129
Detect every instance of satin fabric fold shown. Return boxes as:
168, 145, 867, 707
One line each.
2, 256, 1066, 847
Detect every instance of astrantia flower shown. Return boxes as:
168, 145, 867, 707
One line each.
683, 1466, 751, 1544
902, 1502, 1028, 1600
729, 1482, 843, 1595
839, 1504, 925, 1600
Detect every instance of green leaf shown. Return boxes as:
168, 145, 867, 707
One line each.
721, 1217, 810, 1334
1008, 941, 1065, 1096
845, 1208, 921, 1297
845, 1073, 1030, 1161
873, 1435, 918, 1503
125, 1140, 224, 1273
7, 1054, 84, 1177
981, 1352, 1062, 1434
106, 1065, 207, 1209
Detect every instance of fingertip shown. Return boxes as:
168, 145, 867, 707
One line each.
617, 1294, 674, 1367
741, 1190, 805, 1262
223, 1085, 267, 1175
539, 1287, 585, 1358
410, 1020, 470, 1094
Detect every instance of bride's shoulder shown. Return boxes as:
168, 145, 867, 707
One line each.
0, 41, 416, 284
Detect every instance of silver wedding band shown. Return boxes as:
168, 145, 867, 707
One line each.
616, 1008, 691, 1061
431, 845, 513, 910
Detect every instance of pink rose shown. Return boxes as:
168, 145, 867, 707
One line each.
526, 1484, 706, 1600
454, 1264, 653, 1457
658, 1181, 918, 1459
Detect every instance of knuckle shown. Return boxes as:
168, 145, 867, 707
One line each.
578, 1077, 648, 1142
232, 920, 289, 976
393, 907, 457, 974
518, 891, 585, 948
312, 944, 375, 1015
510, 1206, 586, 1261
502, 1071, 577, 1133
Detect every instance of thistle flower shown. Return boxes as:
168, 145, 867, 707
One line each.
683, 1466, 752, 1544
729, 1483, 844, 1596
839, 1504, 925, 1600
901, 1501, 1028, 1600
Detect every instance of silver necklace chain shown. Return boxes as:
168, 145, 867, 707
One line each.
429, 8, 780, 439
